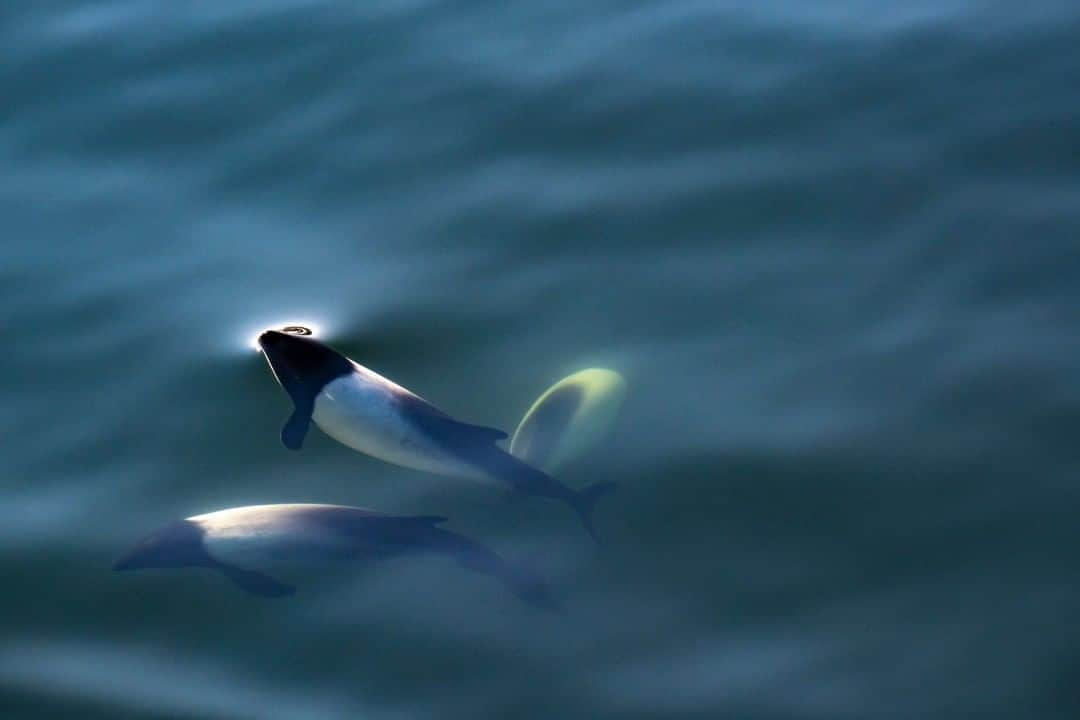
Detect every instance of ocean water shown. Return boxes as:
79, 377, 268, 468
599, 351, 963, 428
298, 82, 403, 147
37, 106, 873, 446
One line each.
3, 1, 1080, 718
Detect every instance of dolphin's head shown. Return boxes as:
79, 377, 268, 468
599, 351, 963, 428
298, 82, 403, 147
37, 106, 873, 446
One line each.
113, 520, 211, 571
257, 328, 352, 390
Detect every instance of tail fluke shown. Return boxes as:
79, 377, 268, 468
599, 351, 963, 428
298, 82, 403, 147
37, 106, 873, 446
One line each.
571, 481, 617, 543
448, 533, 563, 613
479, 449, 617, 543
502, 563, 564, 614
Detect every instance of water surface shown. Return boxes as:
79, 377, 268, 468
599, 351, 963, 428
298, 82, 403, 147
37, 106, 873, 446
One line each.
2, 1, 1080, 718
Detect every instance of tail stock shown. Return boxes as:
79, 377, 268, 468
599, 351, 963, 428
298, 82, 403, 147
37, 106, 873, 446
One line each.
570, 481, 617, 543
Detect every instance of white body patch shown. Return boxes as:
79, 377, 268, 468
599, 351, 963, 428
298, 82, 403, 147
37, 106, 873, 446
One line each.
311, 366, 487, 481
189, 504, 356, 569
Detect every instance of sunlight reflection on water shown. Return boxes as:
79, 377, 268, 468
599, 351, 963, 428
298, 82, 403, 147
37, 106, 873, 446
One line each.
243, 319, 326, 351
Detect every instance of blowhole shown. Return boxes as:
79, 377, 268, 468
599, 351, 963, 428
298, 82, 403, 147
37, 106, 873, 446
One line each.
246, 320, 323, 350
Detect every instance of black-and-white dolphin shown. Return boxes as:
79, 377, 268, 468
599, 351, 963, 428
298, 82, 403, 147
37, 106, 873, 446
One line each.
113, 503, 558, 610
256, 329, 615, 540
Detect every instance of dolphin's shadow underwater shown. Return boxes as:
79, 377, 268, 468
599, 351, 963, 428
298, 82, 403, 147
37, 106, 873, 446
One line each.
114, 504, 560, 611
257, 329, 616, 540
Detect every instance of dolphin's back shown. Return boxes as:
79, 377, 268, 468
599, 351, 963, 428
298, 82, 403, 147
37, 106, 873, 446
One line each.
188, 504, 448, 568
313, 368, 508, 482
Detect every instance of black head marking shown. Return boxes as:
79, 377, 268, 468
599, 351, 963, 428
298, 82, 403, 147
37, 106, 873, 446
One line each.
258, 330, 354, 450
258, 330, 353, 391
115, 518, 296, 598
113, 520, 213, 571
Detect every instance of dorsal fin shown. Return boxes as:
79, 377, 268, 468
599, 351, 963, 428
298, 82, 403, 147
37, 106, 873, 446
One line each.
397, 394, 508, 448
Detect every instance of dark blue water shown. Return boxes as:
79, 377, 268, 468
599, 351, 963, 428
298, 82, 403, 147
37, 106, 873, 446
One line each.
3, 1, 1080, 718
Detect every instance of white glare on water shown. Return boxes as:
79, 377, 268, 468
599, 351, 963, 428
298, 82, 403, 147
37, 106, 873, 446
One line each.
245, 320, 324, 350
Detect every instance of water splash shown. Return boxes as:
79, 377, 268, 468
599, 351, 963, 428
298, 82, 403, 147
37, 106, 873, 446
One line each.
244, 320, 323, 351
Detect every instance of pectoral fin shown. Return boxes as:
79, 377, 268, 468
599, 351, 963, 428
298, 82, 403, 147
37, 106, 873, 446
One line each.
281, 405, 312, 450
220, 564, 296, 598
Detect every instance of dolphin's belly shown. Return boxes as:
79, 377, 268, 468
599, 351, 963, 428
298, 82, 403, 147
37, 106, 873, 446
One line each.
311, 373, 482, 480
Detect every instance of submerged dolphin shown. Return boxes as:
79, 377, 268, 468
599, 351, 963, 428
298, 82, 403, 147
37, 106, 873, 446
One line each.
114, 503, 558, 610
256, 329, 615, 540
511, 368, 627, 473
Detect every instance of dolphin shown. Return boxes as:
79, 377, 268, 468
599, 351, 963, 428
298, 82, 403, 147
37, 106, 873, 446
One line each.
510, 368, 626, 473
256, 329, 615, 540
114, 503, 558, 610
